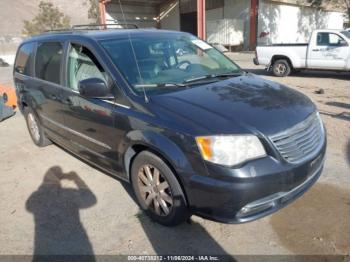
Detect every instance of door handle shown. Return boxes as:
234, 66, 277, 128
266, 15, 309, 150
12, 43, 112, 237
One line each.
49, 94, 58, 100
312, 49, 320, 52
65, 97, 73, 106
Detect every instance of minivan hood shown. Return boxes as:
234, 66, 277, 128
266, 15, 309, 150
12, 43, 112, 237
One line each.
152, 74, 316, 136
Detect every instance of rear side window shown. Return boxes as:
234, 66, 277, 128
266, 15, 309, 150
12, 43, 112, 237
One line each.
15, 43, 35, 75
35, 42, 63, 85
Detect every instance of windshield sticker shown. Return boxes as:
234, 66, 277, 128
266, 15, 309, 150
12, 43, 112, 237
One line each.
192, 40, 212, 50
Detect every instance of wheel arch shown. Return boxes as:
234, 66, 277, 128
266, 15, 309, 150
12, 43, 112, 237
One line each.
20, 100, 28, 112
20, 94, 43, 124
18, 91, 33, 113
123, 130, 194, 204
270, 55, 294, 69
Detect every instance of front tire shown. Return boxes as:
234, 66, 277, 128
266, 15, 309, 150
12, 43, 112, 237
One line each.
272, 59, 291, 77
24, 107, 51, 147
131, 151, 189, 226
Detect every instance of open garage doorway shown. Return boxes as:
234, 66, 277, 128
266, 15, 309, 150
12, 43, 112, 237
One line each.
180, 11, 197, 35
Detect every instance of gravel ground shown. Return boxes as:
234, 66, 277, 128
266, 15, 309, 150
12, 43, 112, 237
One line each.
0, 53, 349, 257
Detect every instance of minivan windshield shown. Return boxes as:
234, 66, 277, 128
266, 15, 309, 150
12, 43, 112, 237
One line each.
100, 33, 242, 95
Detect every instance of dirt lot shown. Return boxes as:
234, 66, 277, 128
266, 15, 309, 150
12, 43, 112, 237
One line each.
0, 53, 349, 257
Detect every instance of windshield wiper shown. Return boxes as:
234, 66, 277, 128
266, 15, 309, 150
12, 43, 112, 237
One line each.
133, 72, 244, 89
215, 71, 245, 77
184, 72, 244, 84
135, 83, 187, 88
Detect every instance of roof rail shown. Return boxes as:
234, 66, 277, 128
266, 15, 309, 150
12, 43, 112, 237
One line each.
72, 23, 138, 30
43, 28, 71, 33
44, 23, 139, 34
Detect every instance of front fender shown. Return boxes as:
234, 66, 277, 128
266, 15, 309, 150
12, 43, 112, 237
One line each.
123, 130, 196, 183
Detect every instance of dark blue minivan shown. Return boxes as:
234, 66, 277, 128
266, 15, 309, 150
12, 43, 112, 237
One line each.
14, 27, 326, 226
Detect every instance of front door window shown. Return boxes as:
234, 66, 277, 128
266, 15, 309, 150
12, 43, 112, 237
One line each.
67, 44, 107, 91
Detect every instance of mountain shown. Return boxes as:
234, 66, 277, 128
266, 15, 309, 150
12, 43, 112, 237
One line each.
0, 0, 91, 37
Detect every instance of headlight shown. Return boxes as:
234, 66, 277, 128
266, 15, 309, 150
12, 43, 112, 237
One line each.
196, 135, 266, 166
316, 112, 325, 134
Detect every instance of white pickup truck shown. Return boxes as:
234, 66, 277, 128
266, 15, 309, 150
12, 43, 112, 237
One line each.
254, 29, 350, 77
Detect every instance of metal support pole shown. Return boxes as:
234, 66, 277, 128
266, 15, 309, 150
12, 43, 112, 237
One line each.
99, 0, 107, 25
249, 0, 258, 50
197, 0, 206, 40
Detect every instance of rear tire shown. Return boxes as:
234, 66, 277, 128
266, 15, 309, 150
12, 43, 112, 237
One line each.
131, 151, 190, 226
24, 107, 51, 147
272, 59, 291, 77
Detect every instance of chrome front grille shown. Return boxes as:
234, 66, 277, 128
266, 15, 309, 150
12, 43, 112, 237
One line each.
269, 113, 325, 164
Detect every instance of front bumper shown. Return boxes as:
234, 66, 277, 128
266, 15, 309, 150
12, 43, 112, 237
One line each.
186, 141, 326, 223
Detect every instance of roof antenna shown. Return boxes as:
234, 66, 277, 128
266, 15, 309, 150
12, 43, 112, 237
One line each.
118, 0, 149, 103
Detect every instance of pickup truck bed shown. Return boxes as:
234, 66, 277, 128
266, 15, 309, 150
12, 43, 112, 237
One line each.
263, 43, 308, 46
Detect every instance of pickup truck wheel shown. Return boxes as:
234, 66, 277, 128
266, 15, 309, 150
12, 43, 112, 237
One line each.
272, 60, 291, 77
131, 151, 190, 226
24, 107, 52, 147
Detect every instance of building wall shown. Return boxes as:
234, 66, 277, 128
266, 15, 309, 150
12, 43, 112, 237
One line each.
223, 0, 251, 49
207, 19, 245, 46
205, 0, 250, 49
269, 0, 346, 12
258, 0, 345, 44
105, 0, 250, 48
206, 7, 224, 21
106, 3, 158, 28
105, 0, 345, 48
179, 0, 224, 14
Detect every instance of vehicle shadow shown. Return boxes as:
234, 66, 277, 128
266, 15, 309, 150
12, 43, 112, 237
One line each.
26, 166, 97, 260
319, 110, 350, 122
325, 101, 350, 110
245, 68, 270, 76
320, 101, 350, 122
121, 183, 234, 260
270, 183, 350, 254
347, 140, 350, 167
49, 146, 233, 258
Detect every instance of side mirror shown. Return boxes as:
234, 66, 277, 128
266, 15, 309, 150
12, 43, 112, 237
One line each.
78, 78, 111, 98
339, 39, 348, 47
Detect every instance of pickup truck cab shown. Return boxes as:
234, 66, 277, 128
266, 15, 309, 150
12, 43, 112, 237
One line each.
254, 29, 350, 76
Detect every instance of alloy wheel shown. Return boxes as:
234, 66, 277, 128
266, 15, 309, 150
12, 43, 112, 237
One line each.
27, 113, 40, 142
137, 164, 173, 216
275, 63, 287, 75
